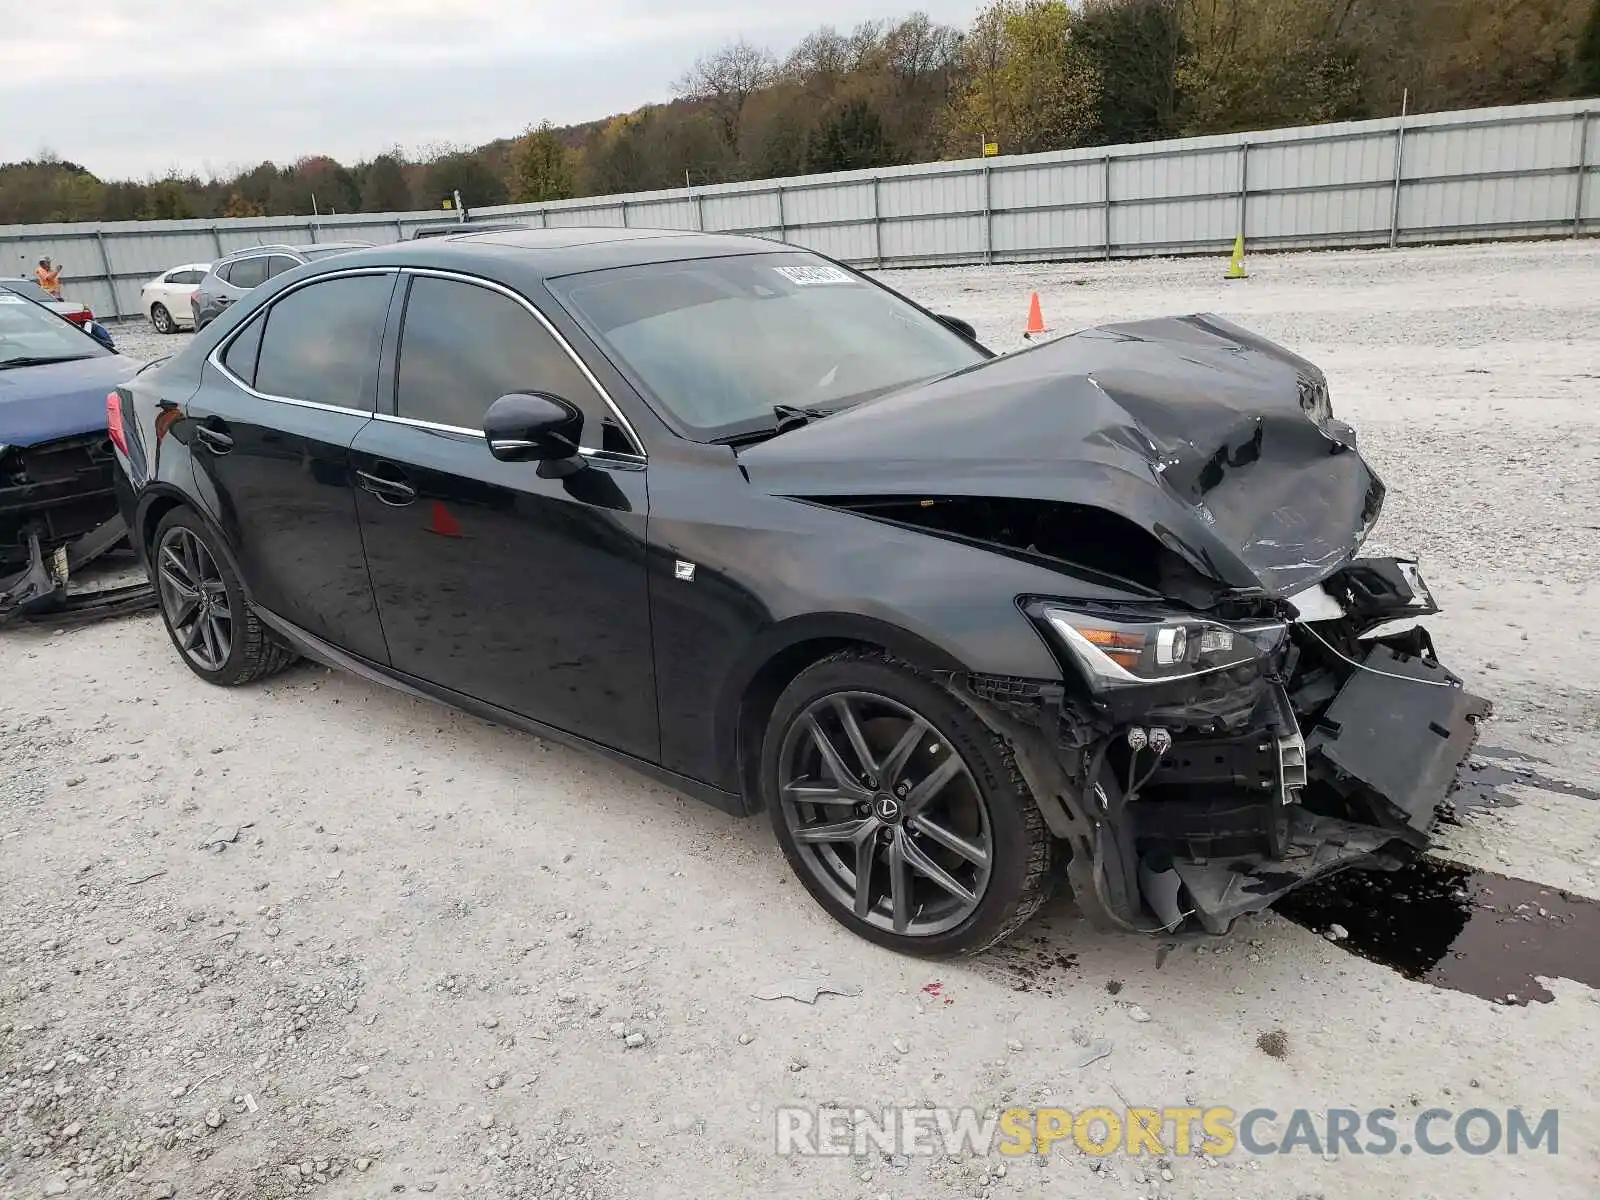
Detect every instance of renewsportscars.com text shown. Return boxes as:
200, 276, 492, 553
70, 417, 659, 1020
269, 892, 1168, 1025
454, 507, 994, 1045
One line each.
773, 1105, 1560, 1159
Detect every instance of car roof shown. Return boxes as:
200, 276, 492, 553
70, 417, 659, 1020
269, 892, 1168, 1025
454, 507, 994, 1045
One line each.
305, 226, 795, 282
219, 241, 369, 261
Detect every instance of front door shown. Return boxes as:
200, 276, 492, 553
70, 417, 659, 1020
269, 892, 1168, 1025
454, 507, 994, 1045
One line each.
186, 269, 395, 664
349, 271, 659, 762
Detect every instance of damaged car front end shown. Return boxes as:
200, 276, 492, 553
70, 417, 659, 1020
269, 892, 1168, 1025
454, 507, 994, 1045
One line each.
744, 312, 1489, 939
0, 291, 156, 626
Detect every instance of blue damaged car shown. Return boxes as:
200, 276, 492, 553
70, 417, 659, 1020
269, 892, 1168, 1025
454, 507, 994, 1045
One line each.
0, 288, 155, 623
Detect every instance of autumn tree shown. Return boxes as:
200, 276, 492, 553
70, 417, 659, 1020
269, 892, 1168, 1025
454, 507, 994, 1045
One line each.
359, 154, 411, 212
508, 122, 576, 202
1076, 0, 1185, 143
805, 99, 892, 172
946, 0, 1103, 156
222, 192, 262, 218
1578, 0, 1600, 94
674, 38, 778, 154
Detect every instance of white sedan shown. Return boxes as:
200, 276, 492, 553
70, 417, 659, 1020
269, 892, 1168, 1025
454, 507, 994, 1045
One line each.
138, 262, 212, 334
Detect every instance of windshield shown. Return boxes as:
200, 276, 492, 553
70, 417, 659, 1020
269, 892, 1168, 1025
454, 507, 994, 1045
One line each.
548, 252, 986, 442
0, 292, 107, 366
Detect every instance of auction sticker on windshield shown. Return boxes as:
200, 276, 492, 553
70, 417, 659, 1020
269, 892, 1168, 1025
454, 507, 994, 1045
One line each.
0, 295, 25, 303
773, 264, 856, 286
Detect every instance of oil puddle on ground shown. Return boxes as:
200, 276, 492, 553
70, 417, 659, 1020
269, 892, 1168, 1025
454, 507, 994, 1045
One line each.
1441, 744, 1600, 826
1275, 856, 1600, 1005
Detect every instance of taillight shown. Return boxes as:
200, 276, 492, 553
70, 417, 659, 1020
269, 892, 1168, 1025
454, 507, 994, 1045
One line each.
107, 392, 129, 455
67, 309, 93, 324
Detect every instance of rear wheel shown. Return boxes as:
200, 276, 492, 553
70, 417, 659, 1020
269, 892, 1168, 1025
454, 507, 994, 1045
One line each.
762, 648, 1052, 956
151, 508, 298, 686
150, 303, 174, 334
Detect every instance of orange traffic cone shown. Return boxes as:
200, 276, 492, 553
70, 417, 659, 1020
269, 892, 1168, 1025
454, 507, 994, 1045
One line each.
1023, 292, 1049, 339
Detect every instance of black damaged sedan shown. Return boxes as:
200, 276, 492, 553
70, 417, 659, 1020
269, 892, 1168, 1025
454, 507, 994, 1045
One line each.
109, 228, 1488, 955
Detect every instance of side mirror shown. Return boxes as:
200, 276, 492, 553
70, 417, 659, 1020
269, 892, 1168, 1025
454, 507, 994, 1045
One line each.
483, 392, 583, 462
86, 321, 117, 352
936, 313, 978, 341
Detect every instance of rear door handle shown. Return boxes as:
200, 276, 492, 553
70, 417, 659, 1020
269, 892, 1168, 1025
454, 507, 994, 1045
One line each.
194, 424, 233, 453
356, 468, 417, 506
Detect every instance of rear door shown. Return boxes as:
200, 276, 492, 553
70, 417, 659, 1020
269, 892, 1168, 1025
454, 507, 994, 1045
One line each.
348, 270, 658, 761
187, 268, 397, 663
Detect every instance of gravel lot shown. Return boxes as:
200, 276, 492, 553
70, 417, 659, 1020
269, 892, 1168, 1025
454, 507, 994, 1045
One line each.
4, 240, 1598, 1200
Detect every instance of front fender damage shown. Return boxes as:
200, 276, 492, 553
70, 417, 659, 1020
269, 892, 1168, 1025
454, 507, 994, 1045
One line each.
944, 557, 1492, 937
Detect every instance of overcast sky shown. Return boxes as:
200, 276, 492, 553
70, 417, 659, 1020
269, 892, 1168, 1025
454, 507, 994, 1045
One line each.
4, 2, 982, 180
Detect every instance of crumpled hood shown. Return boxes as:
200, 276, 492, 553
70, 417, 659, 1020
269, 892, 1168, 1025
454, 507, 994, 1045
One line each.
739, 313, 1384, 598
0, 354, 140, 449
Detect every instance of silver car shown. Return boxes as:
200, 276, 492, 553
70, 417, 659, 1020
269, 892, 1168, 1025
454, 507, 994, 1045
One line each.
191, 242, 371, 331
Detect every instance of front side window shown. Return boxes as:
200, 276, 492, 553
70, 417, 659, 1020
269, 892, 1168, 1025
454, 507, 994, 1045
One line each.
252, 273, 392, 409
394, 275, 632, 453
547, 252, 985, 443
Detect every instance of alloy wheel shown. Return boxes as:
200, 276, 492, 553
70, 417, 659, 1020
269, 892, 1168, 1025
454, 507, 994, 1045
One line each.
776, 690, 993, 937
151, 304, 173, 333
156, 526, 233, 672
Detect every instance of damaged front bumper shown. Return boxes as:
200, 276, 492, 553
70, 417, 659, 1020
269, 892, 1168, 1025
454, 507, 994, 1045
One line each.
954, 556, 1490, 936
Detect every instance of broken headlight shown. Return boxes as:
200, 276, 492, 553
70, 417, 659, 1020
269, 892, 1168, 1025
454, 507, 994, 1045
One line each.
1036, 603, 1288, 689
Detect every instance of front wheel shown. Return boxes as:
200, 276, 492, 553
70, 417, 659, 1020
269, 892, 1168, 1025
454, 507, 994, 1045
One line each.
151, 507, 299, 686
761, 648, 1053, 956
150, 303, 174, 334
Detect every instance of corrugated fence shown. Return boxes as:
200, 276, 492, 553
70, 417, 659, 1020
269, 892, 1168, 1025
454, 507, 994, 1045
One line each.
4, 97, 1597, 321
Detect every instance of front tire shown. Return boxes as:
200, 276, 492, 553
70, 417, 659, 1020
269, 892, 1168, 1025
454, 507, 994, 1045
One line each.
151, 507, 298, 686
761, 648, 1053, 956
150, 303, 174, 334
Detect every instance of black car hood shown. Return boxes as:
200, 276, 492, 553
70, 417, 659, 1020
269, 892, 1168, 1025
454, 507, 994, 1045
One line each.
739, 313, 1384, 598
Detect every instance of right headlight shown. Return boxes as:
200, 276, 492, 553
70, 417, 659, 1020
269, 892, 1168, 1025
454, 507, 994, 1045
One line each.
1034, 602, 1288, 690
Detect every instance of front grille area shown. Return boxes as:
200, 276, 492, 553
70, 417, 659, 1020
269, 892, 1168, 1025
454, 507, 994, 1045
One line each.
0, 434, 120, 570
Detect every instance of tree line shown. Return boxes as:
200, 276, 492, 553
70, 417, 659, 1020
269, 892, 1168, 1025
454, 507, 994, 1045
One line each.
5, 0, 1598, 226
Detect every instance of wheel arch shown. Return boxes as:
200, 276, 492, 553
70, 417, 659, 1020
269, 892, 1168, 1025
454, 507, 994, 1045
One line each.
136, 487, 254, 603
724, 612, 968, 813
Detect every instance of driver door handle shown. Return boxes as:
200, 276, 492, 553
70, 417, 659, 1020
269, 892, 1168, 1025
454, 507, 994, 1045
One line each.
356, 468, 417, 506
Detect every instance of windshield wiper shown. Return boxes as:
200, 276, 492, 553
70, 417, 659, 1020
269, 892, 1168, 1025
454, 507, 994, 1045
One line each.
0, 354, 93, 370
710, 404, 835, 448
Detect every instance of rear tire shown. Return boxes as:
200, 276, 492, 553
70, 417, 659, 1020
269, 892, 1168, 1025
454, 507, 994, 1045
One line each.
151, 507, 299, 687
761, 647, 1053, 957
150, 303, 174, 334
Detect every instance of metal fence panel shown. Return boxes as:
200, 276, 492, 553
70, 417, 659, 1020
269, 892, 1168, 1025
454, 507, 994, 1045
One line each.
5, 97, 1595, 318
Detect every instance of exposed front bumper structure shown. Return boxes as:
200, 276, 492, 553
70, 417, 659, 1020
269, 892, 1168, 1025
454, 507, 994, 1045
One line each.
0, 435, 156, 626
953, 557, 1491, 936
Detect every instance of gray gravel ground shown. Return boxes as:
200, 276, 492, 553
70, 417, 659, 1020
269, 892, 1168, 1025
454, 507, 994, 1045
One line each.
4, 240, 1598, 1200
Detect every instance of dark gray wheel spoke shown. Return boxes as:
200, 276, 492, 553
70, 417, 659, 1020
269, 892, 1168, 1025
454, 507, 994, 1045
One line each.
901, 835, 977, 905
793, 817, 870, 845
879, 716, 929, 789
909, 814, 990, 867
903, 754, 963, 817
782, 783, 861, 808
852, 828, 878, 919
830, 697, 878, 781
887, 835, 914, 933
804, 716, 871, 800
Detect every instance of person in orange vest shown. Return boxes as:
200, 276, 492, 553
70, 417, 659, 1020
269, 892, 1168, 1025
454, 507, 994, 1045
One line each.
34, 257, 63, 299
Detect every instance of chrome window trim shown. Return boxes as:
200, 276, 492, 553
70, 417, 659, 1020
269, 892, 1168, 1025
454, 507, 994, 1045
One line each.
205, 266, 399, 418
369, 410, 646, 467
396, 267, 646, 460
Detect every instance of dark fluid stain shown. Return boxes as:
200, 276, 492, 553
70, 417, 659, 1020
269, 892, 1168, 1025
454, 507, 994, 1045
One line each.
1275, 857, 1600, 1005
984, 940, 1080, 996
1437, 747, 1598, 826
